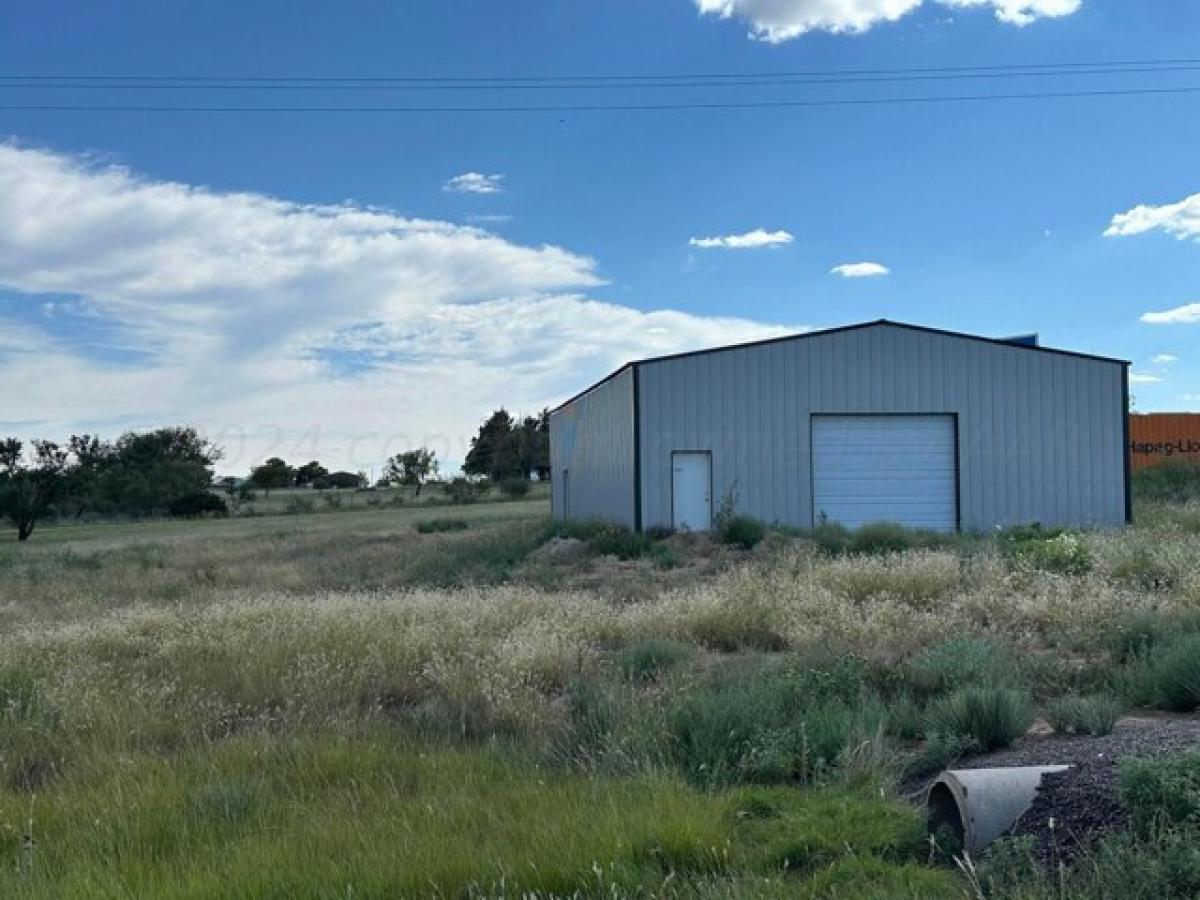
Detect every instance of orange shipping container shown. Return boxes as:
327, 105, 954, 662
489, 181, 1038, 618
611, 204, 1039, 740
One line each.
1129, 413, 1200, 471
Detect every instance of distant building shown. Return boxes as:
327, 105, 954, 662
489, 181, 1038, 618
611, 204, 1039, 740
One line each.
550, 320, 1130, 533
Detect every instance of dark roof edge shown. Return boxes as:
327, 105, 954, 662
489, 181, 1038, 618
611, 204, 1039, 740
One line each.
550, 319, 1129, 415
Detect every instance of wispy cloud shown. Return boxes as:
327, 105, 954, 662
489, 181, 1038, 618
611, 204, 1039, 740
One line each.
444, 172, 505, 194
466, 213, 513, 225
1153, 354, 1178, 364
1141, 303, 1200, 325
831, 261, 890, 278
1130, 372, 1164, 384
694, 0, 1079, 42
689, 228, 793, 250
0, 143, 792, 471
1106, 192, 1200, 242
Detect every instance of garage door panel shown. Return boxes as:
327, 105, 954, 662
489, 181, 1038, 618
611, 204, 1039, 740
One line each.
812, 415, 958, 531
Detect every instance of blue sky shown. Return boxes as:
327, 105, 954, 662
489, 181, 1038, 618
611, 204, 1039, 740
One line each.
1, 0, 1199, 474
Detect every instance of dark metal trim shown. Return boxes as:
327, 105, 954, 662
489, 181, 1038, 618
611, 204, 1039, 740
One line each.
632, 363, 643, 532
669, 449, 714, 532
808, 412, 962, 534
550, 319, 1128, 415
1122, 364, 1133, 525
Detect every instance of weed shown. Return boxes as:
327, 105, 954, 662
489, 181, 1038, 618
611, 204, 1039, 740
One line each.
617, 638, 693, 683
1001, 526, 1092, 575
1119, 751, 1200, 837
500, 477, 531, 498
592, 525, 654, 560
416, 517, 470, 534
283, 495, 317, 515
924, 687, 1033, 751
1121, 634, 1200, 712
902, 636, 1023, 699
902, 731, 978, 779
1045, 693, 1121, 736
1134, 461, 1200, 504
717, 515, 766, 550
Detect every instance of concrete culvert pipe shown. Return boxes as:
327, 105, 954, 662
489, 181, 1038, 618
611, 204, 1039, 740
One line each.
927, 766, 1071, 856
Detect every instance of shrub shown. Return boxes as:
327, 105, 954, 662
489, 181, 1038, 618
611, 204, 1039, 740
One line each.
1133, 461, 1200, 503
902, 637, 1023, 700
1118, 633, 1200, 710
717, 515, 766, 550
1119, 751, 1200, 837
924, 688, 1033, 752
850, 522, 927, 555
168, 491, 228, 518
443, 477, 489, 504
322, 492, 344, 510
416, 518, 470, 534
499, 477, 531, 498
617, 638, 693, 683
591, 525, 653, 560
1046, 693, 1121, 736
811, 522, 853, 556
1000, 525, 1091, 575
711, 490, 766, 549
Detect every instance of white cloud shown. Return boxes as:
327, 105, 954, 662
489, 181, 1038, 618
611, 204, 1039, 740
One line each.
0, 143, 792, 472
831, 261, 890, 278
1130, 373, 1163, 384
444, 172, 504, 194
693, 0, 1079, 41
1141, 303, 1200, 325
941, 0, 1081, 26
689, 228, 794, 249
1153, 354, 1178, 364
1105, 193, 1200, 242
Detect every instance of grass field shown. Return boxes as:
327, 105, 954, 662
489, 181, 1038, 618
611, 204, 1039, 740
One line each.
3, 495, 1200, 897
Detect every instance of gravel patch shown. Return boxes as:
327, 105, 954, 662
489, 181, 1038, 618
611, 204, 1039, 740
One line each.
955, 716, 1200, 864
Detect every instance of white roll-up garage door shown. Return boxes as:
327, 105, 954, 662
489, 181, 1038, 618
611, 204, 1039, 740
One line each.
811, 415, 958, 532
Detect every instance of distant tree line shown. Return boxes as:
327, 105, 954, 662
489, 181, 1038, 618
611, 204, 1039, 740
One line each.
240, 459, 366, 495
0, 427, 220, 540
462, 409, 550, 482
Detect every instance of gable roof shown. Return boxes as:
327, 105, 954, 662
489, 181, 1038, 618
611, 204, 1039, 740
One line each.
551, 319, 1129, 415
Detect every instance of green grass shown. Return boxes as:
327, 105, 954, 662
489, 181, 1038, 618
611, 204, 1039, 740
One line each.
8, 489, 1200, 896
415, 516, 470, 533
0, 734, 961, 900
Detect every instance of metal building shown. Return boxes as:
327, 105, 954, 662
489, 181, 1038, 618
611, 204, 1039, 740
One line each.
549, 320, 1130, 533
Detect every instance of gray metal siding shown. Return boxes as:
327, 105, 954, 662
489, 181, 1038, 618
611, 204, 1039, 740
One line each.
549, 366, 636, 527
636, 323, 1126, 531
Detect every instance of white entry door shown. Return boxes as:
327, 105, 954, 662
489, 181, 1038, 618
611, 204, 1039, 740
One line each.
672, 453, 712, 531
811, 415, 957, 531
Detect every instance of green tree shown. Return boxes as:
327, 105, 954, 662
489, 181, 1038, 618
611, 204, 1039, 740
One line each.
464, 409, 526, 481
0, 438, 68, 541
293, 460, 328, 487
383, 448, 439, 496
95, 427, 221, 516
250, 457, 294, 495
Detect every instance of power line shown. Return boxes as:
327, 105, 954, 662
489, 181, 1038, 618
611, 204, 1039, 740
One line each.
1, 64, 1199, 92
1, 57, 1198, 84
2, 84, 1199, 114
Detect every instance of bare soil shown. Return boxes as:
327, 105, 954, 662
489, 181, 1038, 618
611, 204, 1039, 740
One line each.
956, 715, 1200, 864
